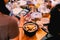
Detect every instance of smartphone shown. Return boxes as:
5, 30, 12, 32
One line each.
16, 9, 29, 17
12, 8, 29, 20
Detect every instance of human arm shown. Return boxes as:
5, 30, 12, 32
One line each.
18, 14, 25, 40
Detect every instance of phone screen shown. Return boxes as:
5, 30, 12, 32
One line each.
16, 9, 29, 17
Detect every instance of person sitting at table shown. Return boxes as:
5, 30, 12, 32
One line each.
0, 0, 19, 40
46, 4, 60, 40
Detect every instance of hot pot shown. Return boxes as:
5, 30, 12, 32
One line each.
23, 22, 39, 37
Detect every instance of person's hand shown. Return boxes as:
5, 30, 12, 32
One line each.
18, 14, 25, 27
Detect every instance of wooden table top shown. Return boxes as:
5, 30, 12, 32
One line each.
22, 28, 47, 40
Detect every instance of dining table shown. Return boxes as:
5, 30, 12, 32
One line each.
19, 28, 47, 40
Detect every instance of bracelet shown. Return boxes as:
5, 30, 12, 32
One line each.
18, 27, 23, 28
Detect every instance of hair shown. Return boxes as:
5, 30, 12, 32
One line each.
0, 0, 10, 15
48, 4, 60, 36
55, 4, 60, 11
